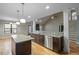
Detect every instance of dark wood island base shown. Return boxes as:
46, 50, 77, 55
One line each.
16, 40, 31, 55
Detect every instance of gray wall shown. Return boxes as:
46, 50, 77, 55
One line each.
0, 22, 4, 35
69, 20, 77, 41
69, 21, 76, 33
77, 15, 79, 45
17, 23, 28, 35
43, 12, 63, 35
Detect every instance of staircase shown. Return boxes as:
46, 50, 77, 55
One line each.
69, 20, 77, 41
69, 32, 77, 41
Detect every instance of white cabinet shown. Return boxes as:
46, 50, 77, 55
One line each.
44, 36, 53, 50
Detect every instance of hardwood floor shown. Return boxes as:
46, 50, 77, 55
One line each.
0, 37, 79, 55
31, 42, 59, 55
70, 40, 79, 55
32, 41, 79, 55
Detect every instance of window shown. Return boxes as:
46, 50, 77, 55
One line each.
36, 24, 40, 31
59, 25, 63, 32
4, 23, 17, 34
12, 24, 17, 34
71, 10, 77, 20
28, 25, 32, 34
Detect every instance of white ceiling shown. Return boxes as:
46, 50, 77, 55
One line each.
0, 3, 79, 22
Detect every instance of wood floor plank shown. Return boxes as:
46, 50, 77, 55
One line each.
70, 40, 79, 55
32, 42, 59, 55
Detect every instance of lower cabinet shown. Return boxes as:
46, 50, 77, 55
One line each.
31, 34, 44, 46
53, 36, 64, 52
31, 33, 64, 53
16, 40, 31, 55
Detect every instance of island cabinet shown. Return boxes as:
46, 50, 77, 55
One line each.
31, 34, 44, 46
16, 40, 31, 55
53, 36, 64, 52
12, 35, 34, 55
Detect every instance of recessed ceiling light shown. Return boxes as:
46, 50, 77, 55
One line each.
45, 5, 50, 10
28, 16, 31, 18
51, 16, 54, 19
71, 8, 75, 10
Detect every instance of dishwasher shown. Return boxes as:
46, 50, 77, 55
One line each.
44, 36, 53, 50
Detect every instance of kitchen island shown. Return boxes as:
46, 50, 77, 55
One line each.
0, 34, 34, 55
12, 34, 34, 55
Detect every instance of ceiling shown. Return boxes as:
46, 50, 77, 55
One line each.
0, 3, 79, 22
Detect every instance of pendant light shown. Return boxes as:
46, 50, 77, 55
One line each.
16, 22, 20, 25
20, 3, 26, 23
16, 10, 20, 25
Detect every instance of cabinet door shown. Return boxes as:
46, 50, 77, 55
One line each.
31, 34, 44, 46
16, 40, 31, 55
36, 35, 40, 44
53, 37, 61, 52
39, 35, 44, 46
31, 34, 36, 42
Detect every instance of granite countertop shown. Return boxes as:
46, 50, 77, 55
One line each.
11, 34, 34, 43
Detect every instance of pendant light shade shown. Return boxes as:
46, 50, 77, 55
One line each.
10, 22, 12, 24
16, 10, 20, 25
20, 3, 26, 23
16, 22, 20, 25
20, 19, 26, 23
